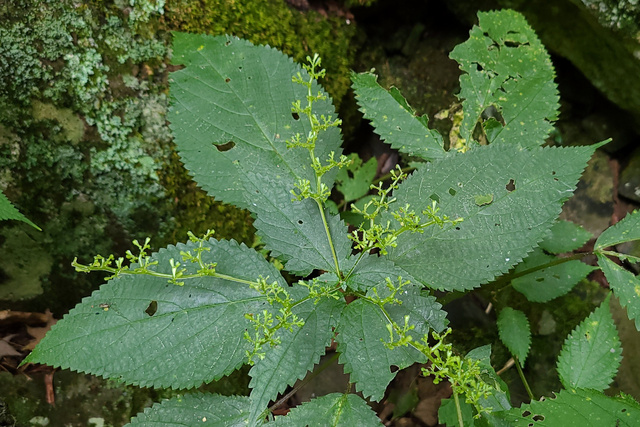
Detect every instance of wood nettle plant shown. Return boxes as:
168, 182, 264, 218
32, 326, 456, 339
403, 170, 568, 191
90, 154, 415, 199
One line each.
25, 9, 640, 426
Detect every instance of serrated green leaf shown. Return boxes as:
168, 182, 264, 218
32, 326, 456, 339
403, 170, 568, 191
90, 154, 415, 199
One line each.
540, 220, 593, 254
126, 393, 249, 426
25, 238, 283, 389
351, 72, 445, 161
335, 297, 425, 401
466, 345, 511, 412
596, 210, 640, 250
0, 191, 41, 230
335, 153, 377, 203
387, 143, 596, 291
512, 249, 596, 302
169, 33, 348, 276
497, 307, 531, 364
247, 173, 352, 276
386, 286, 448, 337
557, 294, 621, 391
492, 388, 640, 426
598, 254, 640, 330
449, 10, 558, 148
345, 254, 448, 334
270, 393, 383, 426
248, 287, 346, 425
344, 253, 414, 293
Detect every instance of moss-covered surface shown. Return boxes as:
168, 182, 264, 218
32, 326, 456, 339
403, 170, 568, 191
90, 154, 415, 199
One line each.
162, 0, 362, 108
0, 0, 363, 314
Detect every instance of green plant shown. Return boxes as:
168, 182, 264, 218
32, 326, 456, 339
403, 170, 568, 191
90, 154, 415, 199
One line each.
24, 9, 640, 426
0, 190, 40, 230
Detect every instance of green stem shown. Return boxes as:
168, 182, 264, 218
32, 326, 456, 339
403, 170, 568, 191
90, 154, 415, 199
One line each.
316, 199, 342, 278
453, 392, 464, 427
438, 252, 589, 306
514, 357, 534, 401
73, 259, 260, 287
376, 166, 416, 183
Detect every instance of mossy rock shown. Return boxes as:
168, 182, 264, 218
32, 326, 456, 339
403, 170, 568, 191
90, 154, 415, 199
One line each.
162, 0, 362, 108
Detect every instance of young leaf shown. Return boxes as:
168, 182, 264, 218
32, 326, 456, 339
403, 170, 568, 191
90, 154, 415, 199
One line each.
497, 307, 531, 364
511, 249, 596, 302
351, 71, 446, 161
248, 287, 346, 425
491, 388, 640, 426
539, 220, 593, 254
25, 238, 282, 389
335, 153, 377, 203
335, 297, 426, 401
126, 393, 250, 426
387, 143, 597, 291
557, 294, 621, 391
169, 33, 349, 276
595, 210, 640, 250
449, 10, 558, 148
0, 190, 41, 230
465, 345, 511, 412
270, 393, 383, 426
385, 285, 448, 338
597, 254, 640, 330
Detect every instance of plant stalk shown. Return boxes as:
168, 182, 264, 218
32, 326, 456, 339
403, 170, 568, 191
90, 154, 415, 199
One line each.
453, 391, 464, 427
514, 357, 534, 401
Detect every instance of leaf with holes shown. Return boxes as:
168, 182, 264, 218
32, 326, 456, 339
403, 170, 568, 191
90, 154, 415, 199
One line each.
24, 238, 281, 389
169, 32, 349, 276
386, 143, 598, 291
512, 249, 596, 302
449, 9, 558, 148
491, 388, 640, 426
351, 72, 446, 161
497, 307, 531, 364
127, 393, 250, 426
270, 393, 383, 426
557, 294, 621, 391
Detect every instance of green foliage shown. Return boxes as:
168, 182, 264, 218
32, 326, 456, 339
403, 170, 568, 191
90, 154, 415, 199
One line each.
539, 220, 593, 254
497, 308, 531, 365
25, 8, 640, 427
335, 153, 377, 204
128, 393, 250, 425
557, 295, 621, 391
0, 190, 40, 230
270, 393, 383, 426
448, 9, 558, 151
511, 248, 597, 302
492, 388, 640, 426
351, 71, 446, 160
